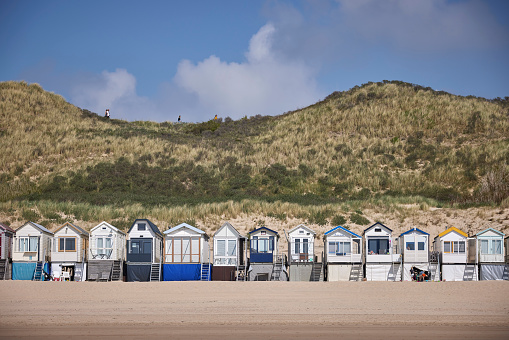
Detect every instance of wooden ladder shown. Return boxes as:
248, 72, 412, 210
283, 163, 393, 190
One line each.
33, 262, 44, 281
349, 263, 362, 281
150, 263, 161, 281
200, 263, 211, 281
271, 257, 283, 281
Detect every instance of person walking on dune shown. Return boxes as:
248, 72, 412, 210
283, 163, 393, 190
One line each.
105, 109, 110, 118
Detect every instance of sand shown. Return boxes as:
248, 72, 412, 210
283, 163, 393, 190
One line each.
1, 280, 508, 339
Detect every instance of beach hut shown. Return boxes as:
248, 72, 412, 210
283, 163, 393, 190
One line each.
12, 221, 53, 280
363, 222, 401, 281
50, 222, 89, 281
247, 227, 287, 281
400, 228, 436, 281
506, 236, 509, 280
324, 226, 363, 281
88, 221, 126, 281
287, 224, 320, 281
475, 228, 505, 280
212, 222, 246, 281
163, 223, 210, 281
433, 227, 477, 281
0, 223, 15, 280
126, 219, 163, 282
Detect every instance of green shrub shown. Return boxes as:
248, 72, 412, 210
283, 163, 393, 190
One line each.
331, 215, 347, 226
350, 213, 370, 225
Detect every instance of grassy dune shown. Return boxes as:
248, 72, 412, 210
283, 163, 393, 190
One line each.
0, 80, 508, 233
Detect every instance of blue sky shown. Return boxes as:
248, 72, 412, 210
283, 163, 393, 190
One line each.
1, 0, 508, 122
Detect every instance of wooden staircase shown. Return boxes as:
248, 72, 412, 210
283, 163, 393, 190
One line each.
33, 262, 44, 281
236, 265, 246, 281
503, 264, 509, 281
463, 264, 477, 281
348, 263, 363, 281
271, 257, 284, 281
111, 261, 122, 281
310, 262, 323, 281
200, 263, 211, 281
0, 259, 6, 280
150, 263, 161, 281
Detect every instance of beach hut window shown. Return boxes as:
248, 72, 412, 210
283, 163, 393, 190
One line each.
328, 241, 351, 255
444, 241, 465, 253
368, 239, 389, 255
130, 241, 140, 253
481, 240, 489, 254
138, 223, 146, 231
59, 237, 76, 252
493, 240, 502, 254
18, 237, 38, 252
96, 237, 112, 256
482, 240, 502, 254
228, 240, 236, 256
295, 239, 300, 254
406, 242, 415, 251
418, 242, 425, 251
216, 240, 226, 256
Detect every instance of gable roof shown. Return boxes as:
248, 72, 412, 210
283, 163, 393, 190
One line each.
399, 227, 429, 237
325, 226, 361, 238
213, 222, 244, 238
165, 223, 208, 238
17, 221, 53, 235
363, 222, 392, 235
288, 224, 316, 235
437, 227, 468, 239
90, 221, 126, 235
249, 226, 278, 236
54, 222, 89, 236
0, 222, 15, 234
128, 219, 162, 237
475, 228, 505, 237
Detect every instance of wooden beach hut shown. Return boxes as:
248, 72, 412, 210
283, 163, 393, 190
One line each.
88, 221, 126, 281
400, 228, 437, 281
12, 221, 53, 280
50, 222, 89, 281
126, 219, 163, 282
475, 228, 505, 280
288, 224, 320, 281
247, 227, 287, 281
163, 223, 211, 281
363, 222, 401, 281
212, 222, 246, 281
433, 227, 477, 281
0, 223, 15, 280
324, 226, 363, 281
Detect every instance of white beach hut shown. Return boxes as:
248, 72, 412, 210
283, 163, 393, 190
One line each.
400, 228, 436, 281
212, 222, 246, 281
433, 227, 477, 281
363, 222, 401, 281
475, 228, 505, 280
126, 219, 163, 282
50, 222, 89, 281
163, 223, 210, 281
12, 221, 53, 280
287, 224, 319, 281
0, 223, 15, 280
324, 226, 363, 281
88, 221, 126, 281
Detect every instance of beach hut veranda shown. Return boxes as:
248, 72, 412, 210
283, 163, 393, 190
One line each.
248, 227, 287, 281
475, 228, 505, 280
12, 221, 53, 280
324, 226, 363, 281
163, 223, 211, 281
363, 222, 402, 281
50, 222, 89, 281
212, 222, 246, 281
88, 221, 126, 281
126, 219, 163, 282
399, 228, 438, 281
433, 227, 477, 281
287, 224, 320, 281
0, 223, 15, 280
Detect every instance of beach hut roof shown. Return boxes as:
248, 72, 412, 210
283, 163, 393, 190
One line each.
54, 222, 89, 236
399, 227, 429, 237
0, 222, 15, 234
325, 225, 361, 238
128, 219, 162, 237
288, 224, 316, 235
363, 222, 392, 235
213, 222, 244, 238
16, 221, 53, 235
436, 226, 468, 239
475, 228, 504, 237
165, 223, 208, 238
249, 226, 278, 236
90, 221, 126, 235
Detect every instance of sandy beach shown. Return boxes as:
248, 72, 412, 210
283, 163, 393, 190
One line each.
0, 280, 508, 339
